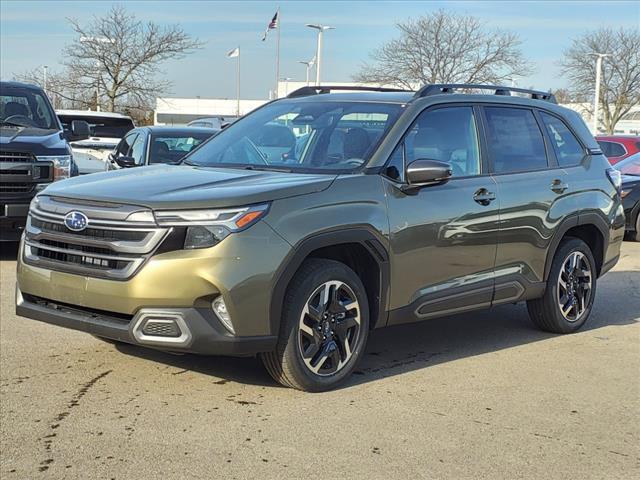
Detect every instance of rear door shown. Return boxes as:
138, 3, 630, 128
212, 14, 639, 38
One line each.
481, 105, 572, 302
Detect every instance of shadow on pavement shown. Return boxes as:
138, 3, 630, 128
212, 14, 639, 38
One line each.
111, 269, 639, 390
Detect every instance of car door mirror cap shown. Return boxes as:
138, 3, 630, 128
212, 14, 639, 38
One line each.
402, 159, 452, 192
115, 156, 137, 168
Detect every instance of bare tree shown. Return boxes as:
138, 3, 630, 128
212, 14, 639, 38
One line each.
560, 27, 640, 134
354, 10, 532, 89
14, 67, 95, 110
63, 5, 202, 112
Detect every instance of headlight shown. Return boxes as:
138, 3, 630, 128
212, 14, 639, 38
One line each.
36, 155, 72, 181
154, 204, 269, 249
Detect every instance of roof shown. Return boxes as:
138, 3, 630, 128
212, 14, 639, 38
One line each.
0, 80, 45, 91
287, 91, 415, 104
56, 109, 132, 119
140, 126, 219, 135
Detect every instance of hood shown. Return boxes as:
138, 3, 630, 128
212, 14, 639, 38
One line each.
0, 126, 68, 156
42, 164, 337, 209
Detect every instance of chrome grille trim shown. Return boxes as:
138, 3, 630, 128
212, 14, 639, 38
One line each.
23, 196, 169, 280
0, 151, 35, 163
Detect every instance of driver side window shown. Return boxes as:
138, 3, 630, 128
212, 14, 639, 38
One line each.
404, 106, 481, 177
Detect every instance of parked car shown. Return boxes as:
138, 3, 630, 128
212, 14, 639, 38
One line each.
596, 135, 640, 164
615, 152, 640, 241
187, 117, 228, 129
109, 126, 217, 169
1, 81, 88, 241
57, 110, 134, 174
16, 84, 624, 391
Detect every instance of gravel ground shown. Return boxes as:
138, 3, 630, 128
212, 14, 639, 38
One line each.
1, 241, 638, 480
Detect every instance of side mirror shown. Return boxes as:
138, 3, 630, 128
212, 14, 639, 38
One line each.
403, 159, 452, 192
69, 120, 91, 141
115, 156, 137, 168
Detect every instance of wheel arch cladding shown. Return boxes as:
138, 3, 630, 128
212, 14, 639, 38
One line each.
544, 213, 608, 280
269, 228, 390, 335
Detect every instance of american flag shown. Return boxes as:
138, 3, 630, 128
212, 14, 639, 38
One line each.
261, 10, 279, 41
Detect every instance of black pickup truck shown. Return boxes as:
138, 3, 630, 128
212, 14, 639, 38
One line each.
0, 81, 89, 241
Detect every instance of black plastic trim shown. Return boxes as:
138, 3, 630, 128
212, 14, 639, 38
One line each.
269, 226, 390, 334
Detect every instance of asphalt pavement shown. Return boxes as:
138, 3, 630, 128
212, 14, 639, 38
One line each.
1, 241, 638, 479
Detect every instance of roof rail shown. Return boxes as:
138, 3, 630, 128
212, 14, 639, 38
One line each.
287, 85, 413, 98
413, 84, 557, 104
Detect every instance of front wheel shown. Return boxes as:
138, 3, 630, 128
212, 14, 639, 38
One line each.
260, 259, 369, 392
527, 237, 597, 333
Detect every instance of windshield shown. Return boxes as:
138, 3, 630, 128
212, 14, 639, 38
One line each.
616, 152, 640, 175
0, 86, 58, 129
151, 132, 216, 164
184, 100, 403, 171
58, 114, 135, 139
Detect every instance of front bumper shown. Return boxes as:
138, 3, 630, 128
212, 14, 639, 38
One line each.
0, 204, 30, 241
16, 288, 276, 355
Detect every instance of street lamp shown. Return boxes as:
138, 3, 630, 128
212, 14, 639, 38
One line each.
590, 52, 612, 134
80, 36, 113, 111
298, 56, 316, 86
305, 24, 334, 85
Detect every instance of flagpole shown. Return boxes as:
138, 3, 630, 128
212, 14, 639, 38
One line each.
275, 7, 281, 98
236, 46, 240, 118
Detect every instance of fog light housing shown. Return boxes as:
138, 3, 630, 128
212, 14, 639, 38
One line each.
212, 296, 234, 334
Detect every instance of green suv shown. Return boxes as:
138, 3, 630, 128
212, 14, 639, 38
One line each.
16, 84, 625, 391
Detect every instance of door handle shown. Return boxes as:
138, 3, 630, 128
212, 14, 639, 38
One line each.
473, 188, 496, 206
550, 179, 569, 194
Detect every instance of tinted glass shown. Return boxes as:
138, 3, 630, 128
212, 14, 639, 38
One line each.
404, 106, 480, 177
150, 133, 214, 164
130, 134, 146, 165
185, 101, 402, 172
1, 86, 57, 129
385, 143, 404, 181
540, 112, 584, 166
58, 115, 134, 139
484, 107, 547, 173
116, 132, 138, 156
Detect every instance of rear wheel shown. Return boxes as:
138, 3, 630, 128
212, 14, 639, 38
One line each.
260, 259, 369, 392
527, 238, 596, 333
634, 214, 640, 242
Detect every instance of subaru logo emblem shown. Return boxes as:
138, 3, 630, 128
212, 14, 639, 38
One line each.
64, 211, 88, 232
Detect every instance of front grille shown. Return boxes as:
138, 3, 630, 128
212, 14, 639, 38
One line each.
23, 195, 169, 280
0, 151, 35, 163
141, 320, 181, 337
0, 183, 34, 193
30, 217, 148, 242
0, 169, 29, 176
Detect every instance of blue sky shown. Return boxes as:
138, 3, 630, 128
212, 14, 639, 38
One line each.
1, 1, 638, 100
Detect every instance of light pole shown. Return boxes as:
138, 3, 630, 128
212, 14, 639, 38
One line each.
305, 24, 334, 85
591, 52, 611, 134
42, 65, 48, 94
80, 36, 112, 111
298, 56, 315, 86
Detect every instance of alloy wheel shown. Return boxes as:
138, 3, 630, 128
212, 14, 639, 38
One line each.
557, 251, 593, 322
297, 281, 361, 376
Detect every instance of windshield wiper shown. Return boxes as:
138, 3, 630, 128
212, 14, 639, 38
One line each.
243, 165, 293, 173
0, 120, 27, 128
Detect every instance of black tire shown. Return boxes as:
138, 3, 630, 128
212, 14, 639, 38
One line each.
260, 258, 369, 392
633, 214, 640, 242
527, 237, 597, 334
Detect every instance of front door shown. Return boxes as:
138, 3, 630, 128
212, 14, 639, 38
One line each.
385, 105, 500, 324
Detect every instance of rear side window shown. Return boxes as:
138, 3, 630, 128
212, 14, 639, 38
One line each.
540, 112, 584, 166
484, 107, 547, 173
